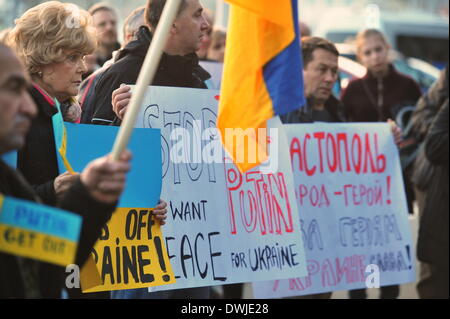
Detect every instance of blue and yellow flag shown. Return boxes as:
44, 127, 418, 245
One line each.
218, 0, 305, 172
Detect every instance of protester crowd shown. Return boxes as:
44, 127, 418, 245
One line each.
0, 0, 447, 299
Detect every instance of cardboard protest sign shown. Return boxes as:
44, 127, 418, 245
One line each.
83, 208, 174, 293
0, 194, 82, 266
61, 124, 175, 292
130, 86, 307, 292
253, 123, 416, 298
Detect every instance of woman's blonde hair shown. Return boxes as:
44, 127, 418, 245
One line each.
9, 1, 96, 76
355, 28, 389, 57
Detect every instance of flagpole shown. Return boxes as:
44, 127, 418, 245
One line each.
111, 0, 182, 160
215, 0, 224, 27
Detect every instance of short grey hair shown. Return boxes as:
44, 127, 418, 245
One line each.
123, 6, 146, 40
145, 0, 188, 31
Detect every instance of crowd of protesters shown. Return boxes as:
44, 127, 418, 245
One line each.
0, 0, 447, 299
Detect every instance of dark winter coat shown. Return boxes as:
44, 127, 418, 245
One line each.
417, 100, 449, 268
17, 85, 60, 205
281, 95, 346, 124
341, 64, 422, 122
0, 159, 116, 298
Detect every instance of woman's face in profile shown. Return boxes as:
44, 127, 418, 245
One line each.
40, 51, 87, 100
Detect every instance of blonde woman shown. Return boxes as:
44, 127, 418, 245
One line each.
340, 29, 422, 299
9, 1, 96, 206
341, 29, 422, 123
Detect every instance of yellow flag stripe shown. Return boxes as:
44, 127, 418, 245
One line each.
59, 125, 75, 175
0, 224, 77, 267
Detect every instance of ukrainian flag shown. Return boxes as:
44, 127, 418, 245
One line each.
218, 0, 306, 172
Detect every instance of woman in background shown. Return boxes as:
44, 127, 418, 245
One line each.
340, 28, 422, 299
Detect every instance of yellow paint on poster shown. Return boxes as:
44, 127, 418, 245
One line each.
82, 207, 175, 293
80, 255, 102, 291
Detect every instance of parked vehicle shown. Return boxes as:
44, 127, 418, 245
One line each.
315, 7, 449, 68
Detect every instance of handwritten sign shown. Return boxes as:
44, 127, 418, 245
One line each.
0, 194, 82, 266
62, 124, 175, 292
130, 86, 307, 292
253, 123, 416, 298
83, 208, 175, 292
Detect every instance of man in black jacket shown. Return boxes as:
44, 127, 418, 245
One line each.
85, 0, 211, 125
281, 37, 345, 124
85, 0, 212, 299
0, 43, 131, 298
281, 37, 343, 300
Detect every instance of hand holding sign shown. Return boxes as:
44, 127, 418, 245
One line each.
153, 200, 168, 226
80, 151, 132, 204
388, 119, 403, 148
112, 84, 132, 120
110, 0, 182, 161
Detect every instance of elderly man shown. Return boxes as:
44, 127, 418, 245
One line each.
0, 43, 132, 298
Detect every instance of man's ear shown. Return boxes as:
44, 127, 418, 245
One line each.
170, 22, 178, 35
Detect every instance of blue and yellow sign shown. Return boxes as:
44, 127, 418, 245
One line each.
0, 194, 82, 266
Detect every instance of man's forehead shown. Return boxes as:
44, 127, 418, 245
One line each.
311, 48, 338, 66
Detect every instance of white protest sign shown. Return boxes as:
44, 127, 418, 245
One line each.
132, 86, 307, 290
253, 123, 416, 298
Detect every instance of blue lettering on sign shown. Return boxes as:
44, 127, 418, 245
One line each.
0, 197, 81, 242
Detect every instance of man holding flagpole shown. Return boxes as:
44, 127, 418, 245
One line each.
93, 0, 213, 299
89, 0, 211, 126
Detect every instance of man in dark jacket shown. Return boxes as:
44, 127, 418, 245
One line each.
282, 37, 345, 125
409, 66, 449, 299
417, 100, 449, 299
0, 44, 131, 298
84, 0, 211, 125
281, 37, 402, 299
281, 37, 343, 300
86, 0, 212, 299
